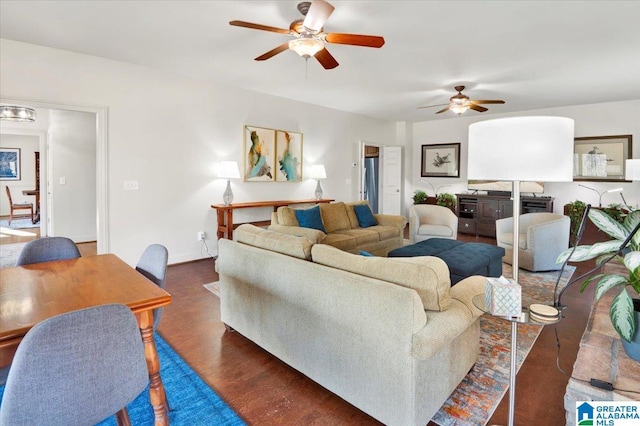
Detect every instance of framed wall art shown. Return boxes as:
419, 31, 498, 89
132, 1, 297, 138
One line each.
421, 143, 460, 178
573, 135, 632, 182
275, 130, 303, 182
0, 147, 21, 180
244, 125, 276, 182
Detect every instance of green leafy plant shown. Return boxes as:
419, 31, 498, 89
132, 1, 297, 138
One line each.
603, 203, 627, 224
412, 190, 428, 205
566, 200, 587, 244
436, 193, 456, 211
557, 209, 640, 342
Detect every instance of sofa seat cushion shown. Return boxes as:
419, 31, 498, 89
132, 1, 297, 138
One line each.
367, 225, 401, 241
311, 244, 451, 311
497, 232, 527, 249
417, 224, 456, 238
333, 228, 379, 245
319, 202, 351, 233
322, 233, 358, 252
235, 224, 313, 260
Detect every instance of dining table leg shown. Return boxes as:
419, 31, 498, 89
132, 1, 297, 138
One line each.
136, 310, 169, 425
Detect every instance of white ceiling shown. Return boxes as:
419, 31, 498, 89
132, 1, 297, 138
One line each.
1, 0, 639, 122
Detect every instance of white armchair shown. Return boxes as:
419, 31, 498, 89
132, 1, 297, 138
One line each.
409, 204, 458, 243
496, 212, 570, 272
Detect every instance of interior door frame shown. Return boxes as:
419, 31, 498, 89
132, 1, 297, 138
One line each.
1, 96, 109, 253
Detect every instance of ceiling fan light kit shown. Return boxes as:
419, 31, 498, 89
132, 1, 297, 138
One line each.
230, 0, 384, 69
419, 86, 505, 116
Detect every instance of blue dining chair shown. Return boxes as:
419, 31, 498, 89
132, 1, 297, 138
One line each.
0, 304, 149, 426
136, 244, 169, 330
16, 236, 81, 266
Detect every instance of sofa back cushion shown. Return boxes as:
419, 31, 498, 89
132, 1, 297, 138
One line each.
319, 202, 351, 233
311, 244, 451, 311
235, 224, 313, 260
277, 206, 300, 226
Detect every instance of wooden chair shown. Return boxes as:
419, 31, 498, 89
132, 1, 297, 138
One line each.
5, 186, 33, 225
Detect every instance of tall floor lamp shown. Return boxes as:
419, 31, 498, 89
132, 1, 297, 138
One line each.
468, 116, 574, 426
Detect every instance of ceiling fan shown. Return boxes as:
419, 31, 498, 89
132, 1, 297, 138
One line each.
229, 0, 385, 70
418, 86, 505, 115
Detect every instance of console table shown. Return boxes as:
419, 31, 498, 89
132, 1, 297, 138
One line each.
211, 199, 334, 240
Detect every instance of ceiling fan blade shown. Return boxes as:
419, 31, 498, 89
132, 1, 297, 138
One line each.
303, 0, 335, 32
435, 106, 451, 114
469, 104, 489, 112
229, 20, 292, 35
315, 48, 339, 69
255, 43, 290, 61
417, 103, 448, 110
470, 100, 505, 105
324, 32, 385, 48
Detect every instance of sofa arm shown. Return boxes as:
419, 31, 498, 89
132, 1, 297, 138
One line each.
411, 275, 485, 360
267, 224, 326, 244
374, 214, 407, 231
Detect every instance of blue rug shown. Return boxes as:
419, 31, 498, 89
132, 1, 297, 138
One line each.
0, 218, 39, 229
0, 334, 245, 425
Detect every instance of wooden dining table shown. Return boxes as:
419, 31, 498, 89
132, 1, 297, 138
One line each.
0, 254, 172, 425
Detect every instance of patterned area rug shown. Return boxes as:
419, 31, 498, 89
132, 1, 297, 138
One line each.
431, 264, 575, 426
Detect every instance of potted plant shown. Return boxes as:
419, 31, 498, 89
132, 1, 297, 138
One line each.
557, 209, 640, 360
436, 193, 456, 212
565, 200, 587, 244
412, 190, 428, 205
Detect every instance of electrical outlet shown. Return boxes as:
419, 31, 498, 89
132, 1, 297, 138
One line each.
197, 231, 205, 241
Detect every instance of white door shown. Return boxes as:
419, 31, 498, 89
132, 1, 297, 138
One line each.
381, 146, 402, 215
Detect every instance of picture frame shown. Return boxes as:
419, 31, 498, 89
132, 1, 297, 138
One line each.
243, 125, 276, 182
0, 148, 21, 181
573, 135, 632, 182
421, 143, 460, 178
275, 130, 303, 182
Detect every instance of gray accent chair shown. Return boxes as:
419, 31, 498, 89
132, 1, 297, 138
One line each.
136, 244, 169, 330
0, 304, 149, 426
496, 212, 570, 272
16, 236, 81, 266
409, 204, 459, 243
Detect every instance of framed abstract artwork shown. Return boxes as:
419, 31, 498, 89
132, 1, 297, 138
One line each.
0, 148, 21, 180
421, 143, 460, 178
573, 135, 632, 182
244, 125, 276, 182
275, 130, 303, 182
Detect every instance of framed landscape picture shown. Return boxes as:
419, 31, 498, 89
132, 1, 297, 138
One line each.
421, 143, 460, 178
0, 148, 21, 180
244, 125, 276, 182
275, 130, 303, 182
573, 135, 632, 182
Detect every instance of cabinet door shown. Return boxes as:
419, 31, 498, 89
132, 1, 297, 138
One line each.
499, 200, 513, 218
478, 200, 500, 220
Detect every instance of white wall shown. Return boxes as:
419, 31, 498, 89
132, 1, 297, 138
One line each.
48, 109, 96, 242
412, 100, 640, 213
0, 39, 396, 264
0, 134, 39, 216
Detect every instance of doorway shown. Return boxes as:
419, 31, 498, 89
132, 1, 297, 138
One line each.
359, 142, 403, 215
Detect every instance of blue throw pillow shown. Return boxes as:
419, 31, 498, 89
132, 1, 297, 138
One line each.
294, 205, 326, 233
359, 250, 374, 257
354, 204, 377, 228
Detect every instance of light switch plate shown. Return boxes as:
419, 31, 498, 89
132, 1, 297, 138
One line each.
59, 177, 66, 185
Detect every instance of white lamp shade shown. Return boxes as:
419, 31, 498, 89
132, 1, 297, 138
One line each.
626, 159, 640, 181
218, 161, 240, 179
309, 165, 327, 179
468, 116, 575, 182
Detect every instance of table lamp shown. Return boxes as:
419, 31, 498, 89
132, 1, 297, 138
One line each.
309, 165, 327, 200
218, 161, 240, 206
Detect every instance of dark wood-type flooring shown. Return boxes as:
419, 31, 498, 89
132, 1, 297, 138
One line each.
0, 223, 597, 425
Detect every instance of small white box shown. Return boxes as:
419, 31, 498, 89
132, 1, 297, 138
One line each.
485, 276, 522, 317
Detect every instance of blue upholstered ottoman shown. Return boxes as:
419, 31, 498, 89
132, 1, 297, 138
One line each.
388, 238, 505, 285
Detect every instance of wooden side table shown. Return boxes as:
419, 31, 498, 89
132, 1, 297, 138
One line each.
211, 199, 334, 240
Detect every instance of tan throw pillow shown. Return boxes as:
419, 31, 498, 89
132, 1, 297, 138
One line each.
319, 202, 350, 233
311, 244, 451, 311
235, 224, 312, 260
277, 206, 299, 226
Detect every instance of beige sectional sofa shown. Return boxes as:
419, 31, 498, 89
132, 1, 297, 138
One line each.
268, 201, 406, 256
217, 224, 485, 426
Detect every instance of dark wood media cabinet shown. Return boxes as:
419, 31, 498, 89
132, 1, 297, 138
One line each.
456, 193, 554, 237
